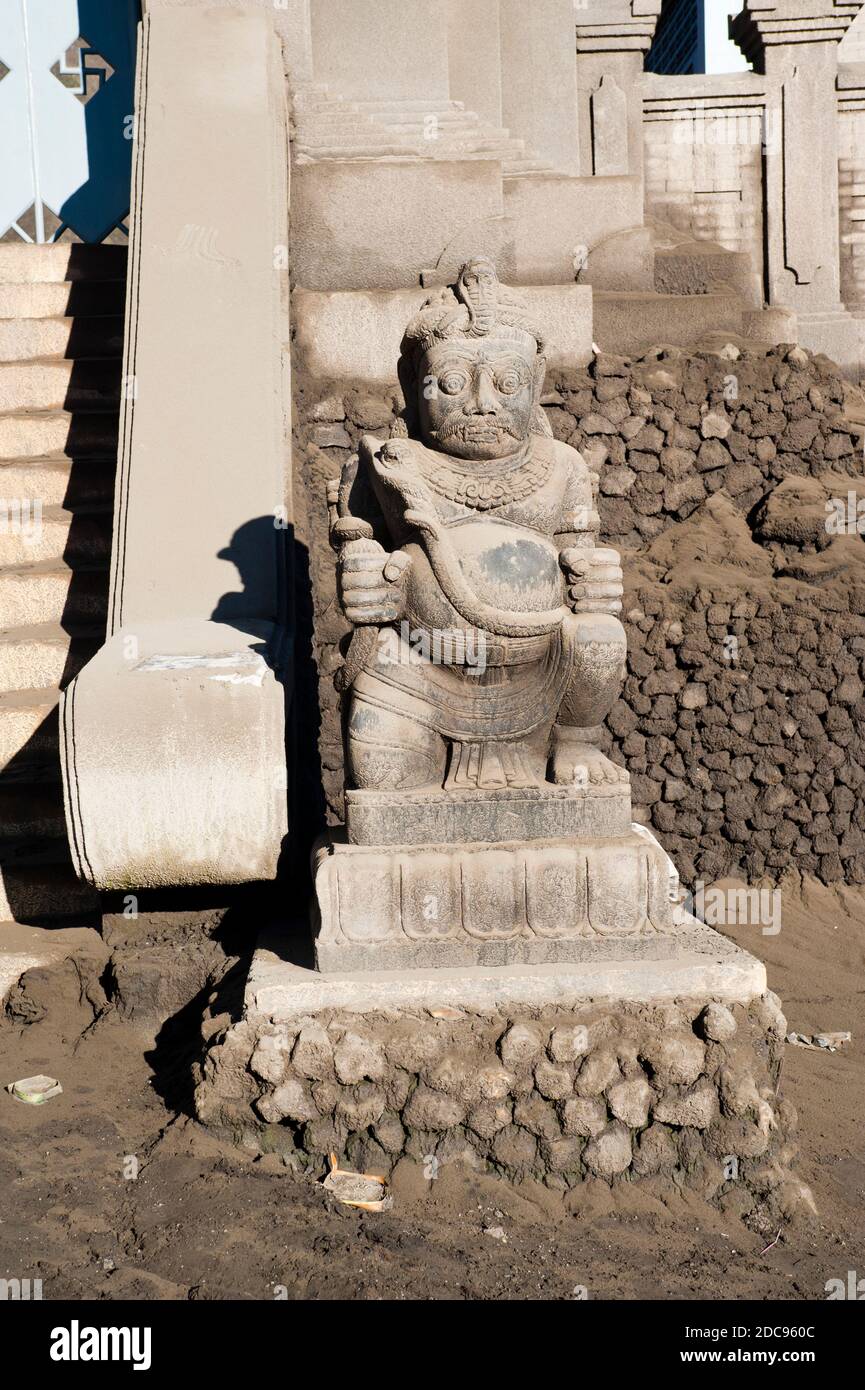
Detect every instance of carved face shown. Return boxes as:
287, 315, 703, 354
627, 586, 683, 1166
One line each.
418, 337, 542, 461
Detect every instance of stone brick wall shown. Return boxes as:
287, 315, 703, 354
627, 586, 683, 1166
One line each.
546, 346, 865, 888
196, 990, 810, 1222
602, 585, 865, 888
292, 343, 865, 887
546, 346, 862, 550
838, 77, 865, 314
292, 383, 403, 831
643, 96, 765, 274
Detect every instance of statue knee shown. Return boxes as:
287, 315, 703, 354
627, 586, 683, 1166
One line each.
559, 612, 627, 727
347, 696, 445, 791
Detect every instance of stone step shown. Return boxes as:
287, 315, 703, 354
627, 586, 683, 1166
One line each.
293, 109, 376, 127
295, 122, 517, 148
0, 564, 109, 631
0, 456, 115, 508
503, 157, 559, 176
592, 290, 746, 359
0, 562, 109, 628
0, 411, 119, 460
0, 504, 112, 566
0, 243, 127, 284
352, 99, 467, 114
292, 99, 363, 117
0, 623, 102, 693
296, 139, 523, 161
0, 785, 66, 842
300, 120, 500, 142
293, 93, 468, 116
0, 689, 59, 774
374, 115, 486, 132
0, 279, 127, 320
297, 109, 476, 131
0, 681, 96, 925
0, 359, 122, 414
0, 315, 125, 361
294, 95, 468, 116
294, 126, 442, 146
654, 246, 761, 310
0, 858, 98, 924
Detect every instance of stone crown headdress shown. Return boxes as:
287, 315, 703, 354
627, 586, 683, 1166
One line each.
404, 256, 546, 363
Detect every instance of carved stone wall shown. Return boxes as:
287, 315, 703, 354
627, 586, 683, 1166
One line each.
643, 77, 766, 279
839, 70, 865, 314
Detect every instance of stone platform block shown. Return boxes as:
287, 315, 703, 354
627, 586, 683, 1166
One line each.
291, 159, 504, 294
194, 926, 811, 1219
313, 824, 680, 971
293, 282, 593, 386
252, 917, 766, 1017
345, 782, 631, 846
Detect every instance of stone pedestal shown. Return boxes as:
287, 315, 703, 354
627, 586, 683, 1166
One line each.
248, 252, 807, 1213
315, 769, 684, 971
313, 823, 680, 971
345, 782, 631, 844
194, 924, 811, 1220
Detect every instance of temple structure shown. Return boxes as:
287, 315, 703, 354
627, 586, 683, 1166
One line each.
1, 0, 861, 1205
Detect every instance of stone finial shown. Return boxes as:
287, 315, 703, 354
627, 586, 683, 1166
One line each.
731, 0, 864, 66
575, 0, 664, 53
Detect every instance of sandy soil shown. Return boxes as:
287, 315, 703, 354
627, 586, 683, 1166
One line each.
0, 875, 862, 1302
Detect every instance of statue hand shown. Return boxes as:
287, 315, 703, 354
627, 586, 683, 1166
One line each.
561, 546, 623, 615
359, 434, 428, 475
339, 547, 411, 626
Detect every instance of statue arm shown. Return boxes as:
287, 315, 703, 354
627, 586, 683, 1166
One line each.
328, 448, 411, 627
555, 451, 623, 617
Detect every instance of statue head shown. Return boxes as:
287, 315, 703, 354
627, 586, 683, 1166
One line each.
403, 257, 549, 462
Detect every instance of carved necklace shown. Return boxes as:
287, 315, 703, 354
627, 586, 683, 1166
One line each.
422, 449, 554, 511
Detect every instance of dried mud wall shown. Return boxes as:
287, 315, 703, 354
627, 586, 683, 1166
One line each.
292, 345, 865, 888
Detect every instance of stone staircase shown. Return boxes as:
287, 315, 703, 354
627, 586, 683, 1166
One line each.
291, 82, 529, 167
0, 243, 124, 925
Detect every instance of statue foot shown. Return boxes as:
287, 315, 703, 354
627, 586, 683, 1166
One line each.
446, 740, 538, 790
550, 742, 629, 789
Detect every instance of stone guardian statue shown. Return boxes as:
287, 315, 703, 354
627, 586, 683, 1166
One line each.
317, 258, 680, 968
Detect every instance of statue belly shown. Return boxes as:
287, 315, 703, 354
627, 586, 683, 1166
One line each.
403, 522, 564, 664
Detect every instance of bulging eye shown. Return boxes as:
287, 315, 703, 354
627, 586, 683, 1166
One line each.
439, 371, 469, 396
496, 370, 524, 395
